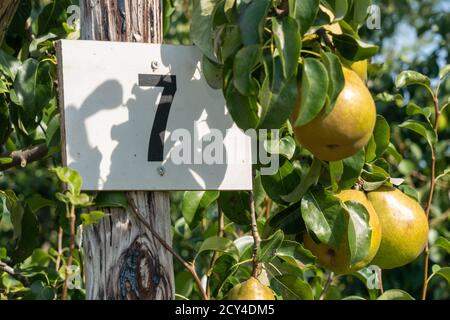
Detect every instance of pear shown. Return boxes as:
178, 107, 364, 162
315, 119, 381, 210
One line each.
303, 190, 382, 274
227, 277, 275, 300
294, 68, 376, 161
367, 187, 429, 269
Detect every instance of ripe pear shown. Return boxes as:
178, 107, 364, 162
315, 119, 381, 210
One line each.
303, 190, 382, 274
294, 68, 376, 161
367, 187, 429, 269
227, 277, 275, 300
350, 60, 368, 83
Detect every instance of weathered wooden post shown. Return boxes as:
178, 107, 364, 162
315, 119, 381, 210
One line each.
0, 0, 20, 44
79, 0, 174, 300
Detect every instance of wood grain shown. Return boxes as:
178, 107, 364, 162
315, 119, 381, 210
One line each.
0, 0, 19, 44
79, 0, 174, 300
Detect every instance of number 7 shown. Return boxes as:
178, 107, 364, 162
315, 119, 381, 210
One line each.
138, 74, 177, 162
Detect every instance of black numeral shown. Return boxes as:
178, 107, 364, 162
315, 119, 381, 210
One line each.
138, 74, 177, 162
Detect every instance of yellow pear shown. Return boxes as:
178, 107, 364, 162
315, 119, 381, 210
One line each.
303, 190, 382, 274
227, 277, 275, 300
367, 187, 429, 269
350, 60, 368, 83
294, 68, 376, 161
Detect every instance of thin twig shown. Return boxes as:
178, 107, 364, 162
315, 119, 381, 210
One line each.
421, 94, 441, 300
0, 144, 48, 171
62, 204, 76, 300
206, 205, 225, 296
126, 194, 209, 300
379, 270, 384, 295
55, 226, 63, 271
249, 191, 262, 278
0, 261, 29, 285
319, 272, 334, 300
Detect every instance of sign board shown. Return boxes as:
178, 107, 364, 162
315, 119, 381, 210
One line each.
57, 40, 252, 191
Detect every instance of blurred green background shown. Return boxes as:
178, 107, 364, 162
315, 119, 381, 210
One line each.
0, 0, 448, 300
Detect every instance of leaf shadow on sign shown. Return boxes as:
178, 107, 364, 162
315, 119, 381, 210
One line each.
65, 46, 239, 190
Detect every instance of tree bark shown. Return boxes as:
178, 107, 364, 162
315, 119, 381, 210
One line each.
0, 0, 19, 45
79, 0, 174, 300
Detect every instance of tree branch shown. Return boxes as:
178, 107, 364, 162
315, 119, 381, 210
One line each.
0, 0, 20, 45
421, 93, 441, 300
0, 261, 29, 285
0, 144, 49, 171
249, 191, 262, 278
127, 194, 209, 300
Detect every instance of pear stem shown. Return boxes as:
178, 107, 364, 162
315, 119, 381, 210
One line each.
421, 93, 440, 300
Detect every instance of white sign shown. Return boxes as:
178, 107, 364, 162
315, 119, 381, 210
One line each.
57, 40, 252, 191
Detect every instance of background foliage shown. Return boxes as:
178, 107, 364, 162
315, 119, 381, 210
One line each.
0, 0, 448, 300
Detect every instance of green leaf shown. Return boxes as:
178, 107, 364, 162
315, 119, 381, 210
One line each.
220, 25, 242, 62
333, 34, 379, 61
195, 236, 239, 261
301, 188, 347, 248
399, 120, 437, 147
80, 211, 107, 225
436, 168, 450, 182
395, 71, 432, 92
13, 59, 53, 117
272, 17, 301, 79
347, 0, 372, 29
225, 83, 259, 130
430, 267, 450, 285
218, 191, 251, 225
264, 202, 304, 236
209, 254, 238, 297
202, 55, 223, 90
182, 191, 219, 228
342, 296, 366, 300
239, 0, 270, 45
375, 92, 404, 106
398, 185, 419, 202
295, 58, 329, 127
275, 240, 316, 266
439, 64, 450, 81
377, 289, 415, 300
366, 115, 390, 162
95, 192, 128, 209
26, 194, 54, 213
191, 0, 221, 62
329, 160, 344, 192
385, 143, 403, 163
290, 0, 320, 36
259, 230, 284, 263
433, 237, 450, 253
233, 45, 261, 96
405, 103, 433, 120
361, 170, 390, 192
321, 52, 345, 114
50, 167, 82, 195
340, 149, 365, 189
264, 136, 296, 160
261, 158, 302, 204
280, 158, 322, 203
258, 59, 298, 129
271, 275, 314, 300
12, 206, 39, 264
0, 247, 7, 260
345, 201, 371, 265
0, 49, 21, 80
322, 0, 349, 21
3, 190, 22, 240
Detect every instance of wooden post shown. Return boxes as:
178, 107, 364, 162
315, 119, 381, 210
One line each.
79, 0, 174, 300
0, 0, 20, 44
